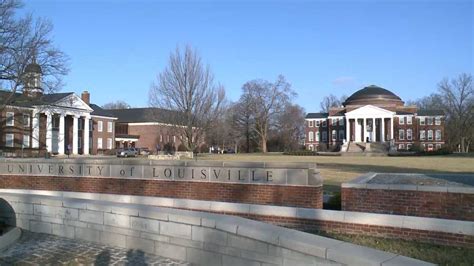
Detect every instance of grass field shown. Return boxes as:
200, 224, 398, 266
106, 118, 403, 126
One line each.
195, 153, 474, 192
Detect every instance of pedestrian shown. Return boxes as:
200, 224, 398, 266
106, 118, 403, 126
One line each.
67, 144, 72, 158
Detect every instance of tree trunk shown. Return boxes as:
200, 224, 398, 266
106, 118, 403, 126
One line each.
261, 135, 267, 153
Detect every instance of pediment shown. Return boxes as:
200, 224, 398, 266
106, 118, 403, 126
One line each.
345, 105, 394, 118
54, 94, 93, 111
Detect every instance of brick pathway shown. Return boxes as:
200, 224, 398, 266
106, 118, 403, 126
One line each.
0, 231, 190, 265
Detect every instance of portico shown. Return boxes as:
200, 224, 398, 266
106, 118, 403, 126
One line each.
32, 94, 93, 155
345, 105, 395, 143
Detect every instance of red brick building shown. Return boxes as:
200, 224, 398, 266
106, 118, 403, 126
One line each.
305, 85, 445, 152
0, 61, 117, 156
110, 108, 186, 152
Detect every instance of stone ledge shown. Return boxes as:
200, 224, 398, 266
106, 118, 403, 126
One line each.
1, 189, 472, 236
0, 190, 434, 265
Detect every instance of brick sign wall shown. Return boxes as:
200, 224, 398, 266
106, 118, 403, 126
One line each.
0, 159, 323, 209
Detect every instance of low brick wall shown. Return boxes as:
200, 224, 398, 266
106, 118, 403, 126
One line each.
341, 188, 474, 221
341, 173, 474, 221
0, 159, 323, 209
0, 190, 432, 266
0, 175, 322, 209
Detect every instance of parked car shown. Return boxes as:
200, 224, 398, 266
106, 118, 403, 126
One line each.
116, 148, 138, 157
137, 148, 150, 156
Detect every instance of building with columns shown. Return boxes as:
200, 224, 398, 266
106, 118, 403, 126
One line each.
0, 61, 116, 156
305, 85, 445, 152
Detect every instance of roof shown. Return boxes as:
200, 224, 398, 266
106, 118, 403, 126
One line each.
396, 111, 415, 115
417, 109, 445, 116
90, 104, 116, 118
344, 85, 403, 106
0, 90, 73, 107
305, 112, 329, 119
110, 107, 183, 124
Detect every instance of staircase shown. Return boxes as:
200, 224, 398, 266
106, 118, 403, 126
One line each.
342, 141, 388, 156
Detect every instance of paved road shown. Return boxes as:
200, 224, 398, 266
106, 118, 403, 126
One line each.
0, 231, 190, 266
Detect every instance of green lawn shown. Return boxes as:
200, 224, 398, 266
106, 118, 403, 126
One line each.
317, 232, 474, 265
195, 153, 474, 192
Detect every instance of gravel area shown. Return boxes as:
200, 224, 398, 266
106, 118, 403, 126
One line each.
367, 173, 474, 187
0, 231, 190, 266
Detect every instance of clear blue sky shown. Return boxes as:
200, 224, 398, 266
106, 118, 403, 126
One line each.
23, 0, 472, 112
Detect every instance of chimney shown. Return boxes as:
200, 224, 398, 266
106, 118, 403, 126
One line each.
81, 91, 90, 105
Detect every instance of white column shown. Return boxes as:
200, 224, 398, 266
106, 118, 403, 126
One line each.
83, 116, 90, 155
32, 111, 40, 148
372, 118, 376, 142
46, 112, 53, 153
355, 119, 360, 142
381, 118, 385, 142
345, 119, 350, 143
390, 117, 394, 140
363, 118, 367, 142
72, 115, 79, 155
58, 114, 65, 155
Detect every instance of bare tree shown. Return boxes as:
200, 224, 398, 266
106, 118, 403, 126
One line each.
149, 45, 225, 151
229, 96, 257, 153
275, 103, 306, 151
320, 94, 347, 112
438, 73, 473, 152
0, 0, 69, 99
102, 100, 131, 110
241, 75, 295, 153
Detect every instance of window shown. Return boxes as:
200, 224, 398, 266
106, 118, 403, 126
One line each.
23, 135, 29, 148
23, 114, 30, 127
407, 116, 412, 125
78, 137, 82, 148
399, 116, 405, 125
316, 120, 320, 127
339, 130, 344, 140
398, 144, 405, 150
5, 134, 14, 147
107, 138, 112, 149
340, 119, 344, 126
316, 132, 320, 142
308, 132, 314, 142
420, 130, 425, 140
399, 129, 405, 140
309, 120, 313, 127
435, 130, 441, 141
331, 130, 336, 141
322, 131, 327, 142
78, 119, 83, 130
436, 144, 441, 150
98, 121, 103, 132
428, 130, 433, 140
308, 145, 313, 151
427, 117, 433, 125
160, 135, 163, 142
428, 144, 433, 151
89, 120, 93, 131
332, 119, 337, 126
322, 120, 327, 127
435, 117, 441, 125
407, 129, 412, 140
6, 112, 14, 126
107, 121, 113, 133
419, 117, 425, 125
97, 138, 103, 149
407, 144, 412, 150
422, 144, 426, 150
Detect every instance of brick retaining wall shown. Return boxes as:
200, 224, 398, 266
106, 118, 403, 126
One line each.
0, 175, 323, 209
341, 187, 474, 221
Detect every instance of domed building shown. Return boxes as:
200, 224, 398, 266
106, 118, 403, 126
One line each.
305, 85, 445, 152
